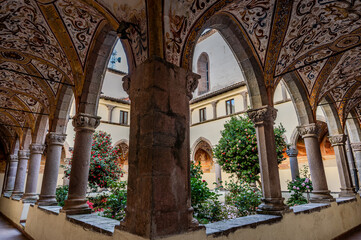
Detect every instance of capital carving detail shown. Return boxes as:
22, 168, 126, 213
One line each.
297, 123, 319, 138
10, 155, 18, 162
286, 147, 298, 157
30, 144, 45, 154
46, 132, 66, 146
18, 150, 30, 159
186, 73, 200, 99
247, 106, 277, 125
72, 113, 101, 132
122, 75, 131, 95
328, 134, 347, 146
351, 143, 361, 152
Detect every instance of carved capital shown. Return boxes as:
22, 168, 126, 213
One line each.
328, 134, 347, 146
105, 104, 116, 111
186, 73, 200, 99
351, 142, 361, 152
122, 75, 131, 95
46, 132, 66, 146
18, 150, 30, 159
72, 113, 101, 132
30, 144, 45, 154
211, 100, 218, 108
286, 147, 298, 157
10, 154, 18, 162
297, 123, 319, 138
247, 106, 277, 125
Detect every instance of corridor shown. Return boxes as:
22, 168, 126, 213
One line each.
0, 214, 28, 240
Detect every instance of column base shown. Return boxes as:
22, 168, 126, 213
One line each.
256, 198, 289, 215
11, 191, 23, 199
339, 188, 356, 198
22, 193, 39, 203
3, 191, 13, 198
62, 199, 91, 215
37, 195, 58, 206
309, 190, 335, 203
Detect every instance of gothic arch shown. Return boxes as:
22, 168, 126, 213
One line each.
346, 110, 361, 143
197, 52, 210, 95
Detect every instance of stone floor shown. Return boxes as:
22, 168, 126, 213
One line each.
0, 214, 28, 240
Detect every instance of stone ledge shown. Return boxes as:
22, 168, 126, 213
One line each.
38, 206, 62, 215
205, 214, 282, 237
336, 197, 357, 205
67, 214, 120, 236
291, 203, 330, 215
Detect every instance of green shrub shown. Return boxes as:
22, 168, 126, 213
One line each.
55, 185, 69, 207
286, 166, 313, 206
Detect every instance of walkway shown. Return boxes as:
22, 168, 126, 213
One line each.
0, 214, 28, 240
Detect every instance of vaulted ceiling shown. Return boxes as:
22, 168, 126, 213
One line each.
0, 0, 360, 150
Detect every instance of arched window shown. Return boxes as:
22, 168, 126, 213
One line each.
197, 53, 210, 95
193, 140, 213, 173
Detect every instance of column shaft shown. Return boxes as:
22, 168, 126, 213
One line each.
286, 148, 299, 180
22, 144, 45, 202
329, 134, 355, 197
12, 150, 30, 198
4, 155, 18, 195
298, 124, 334, 202
37, 133, 66, 206
351, 143, 361, 194
346, 139, 359, 191
247, 106, 287, 214
62, 113, 100, 215
214, 162, 222, 187
120, 58, 199, 238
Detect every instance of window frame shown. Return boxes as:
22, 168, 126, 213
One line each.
225, 99, 235, 115
120, 110, 128, 125
199, 108, 207, 122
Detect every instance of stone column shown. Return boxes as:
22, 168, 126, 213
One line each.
37, 132, 66, 206
298, 124, 334, 202
62, 113, 100, 215
346, 138, 359, 191
240, 91, 248, 111
211, 100, 218, 119
328, 134, 355, 197
22, 144, 45, 202
214, 160, 222, 187
105, 104, 115, 123
351, 142, 361, 194
4, 155, 19, 195
247, 105, 287, 214
119, 58, 199, 238
286, 147, 299, 180
11, 150, 30, 198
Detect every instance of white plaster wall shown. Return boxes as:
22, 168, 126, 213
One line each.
274, 101, 298, 144
192, 31, 245, 98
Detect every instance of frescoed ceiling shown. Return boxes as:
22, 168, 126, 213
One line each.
1, 0, 361, 149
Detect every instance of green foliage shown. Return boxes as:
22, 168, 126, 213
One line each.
63, 131, 123, 190
55, 185, 69, 207
190, 162, 224, 224
286, 166, 313, 206
213, 116, 288, 183
225, 179, 262, 216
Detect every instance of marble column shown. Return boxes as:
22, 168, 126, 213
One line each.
328, 134, 355, 197
240, 91, 248, 111
298, 123, 334, 202
118, 58, 199, 238
214, 160, 222, 187
22, 144, 45, 202
4, 155, 19, 195
346, 138, 359, 191
286, 147, 299, 180
351, 142, 361, 194
11, 150, 30, 198
211, 100, 218, 119
37, 132, 66, 206
247, 105, 287, 214
105, 104, 115, 123
62, 113, 100, 215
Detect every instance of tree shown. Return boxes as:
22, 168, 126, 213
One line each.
63, 131, 123, 190
213, 116, 287, 183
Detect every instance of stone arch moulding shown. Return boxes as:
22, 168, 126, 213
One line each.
346, 110, 361, 143
319, 95, 343, 136
181, 12, 269, 109
191, 137, 213, 161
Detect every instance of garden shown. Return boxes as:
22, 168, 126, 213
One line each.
57, 116, 313, 224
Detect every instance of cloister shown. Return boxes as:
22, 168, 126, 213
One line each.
1, 1, 361, 239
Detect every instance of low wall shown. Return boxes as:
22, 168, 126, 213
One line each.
0, 197, 29, 228
4, 196, 361, 240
